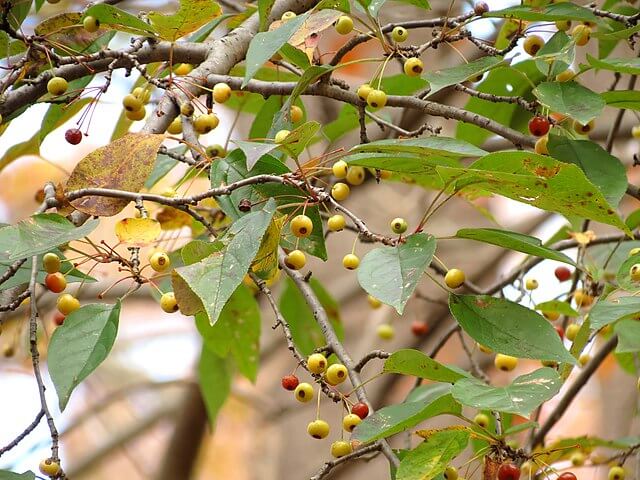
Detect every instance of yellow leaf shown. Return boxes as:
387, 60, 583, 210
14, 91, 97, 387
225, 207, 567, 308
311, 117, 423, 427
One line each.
251, 214, 286, 280
156, 206, 192, 230
115, 217, 161, 245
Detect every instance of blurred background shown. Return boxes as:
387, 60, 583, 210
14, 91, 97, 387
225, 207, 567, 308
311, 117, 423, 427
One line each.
0, 0, 639, 478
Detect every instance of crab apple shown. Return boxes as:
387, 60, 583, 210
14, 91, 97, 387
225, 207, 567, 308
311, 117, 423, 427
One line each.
325, 363, 348, 385
83, 15, 100, 32
45, 272, 66, 293
149, 251, 171, 272
122, 94, 143, 112
555, 325, 564, 339
523, 35, 544, 55
444, 466, 458, 480
335, 15, 354, 35
343, 413, 361, 432
332, 160, 348, 178
377, 323, 394, 340
367, 295, 382, 309
330, 440, 352, 458
294, 382, 314, 402
167, 117, 182, 134
474, 1, 489, 15
351, 402, 369, 419
630, 263, 640, 281
578, 352, 591, 366
281, 374, 299, 391
174, 63, 193, 75
473, 412, 490, 428
47, 76, 68, 96
573, 119, 595, 135
57, 293, 80, 315
495, 353, 518, 371
566, 323, 580, 341
53, 311, 66, 326
411, 320, 429, 336
307, 419, 330, 439
133, 87, 151, 104
497, 463, 520, 480
632, 125, 640, 138
194, 113, 219, 134
290, 214, 313, 237
555, 266, 572, 282
342, 253, 360, 270
160, 292, 179, 313
404, 57, 424, 77
290, 105, 303, 123
213, 82, 232, 103
556, 69, 575, 82
331, 182, 350, 201
390, 217, 408, 234
570, 451, 586, 466
285, 249, 306, 270
556, 19, 571, 31
544, 311, 560, 321
281, 11, 296, 21
274, 129, 290, 144
525, 278, 538, 290
307, 353, 328, 374
65, 128, 83, 145
126, 107, 145, 121
357, 84, 373, 102
42, 252, 61, 274
392, 26, 408, 42
327, 214, 346, 232
39, 458, 61, 477
558, 473, 577, 480
528, 116, 550, 136
572, 24, 591, 46
574, 289, 594, 307
206, 144, 226, 158
445, 268, 465, 289
367, 89, 387, 109
630, 247, 640, 257
346, 166, 365, 185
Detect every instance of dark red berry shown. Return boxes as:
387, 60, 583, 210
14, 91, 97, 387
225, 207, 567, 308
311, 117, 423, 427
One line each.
528, 116, 550, 137
281, 374, 299, 391
411, 320, 429, 336
351, 402, 369, 419
65, 128, 83, 145
53, 311, 65, 326
474, 1, 489, 15
558, 473, 577, 480
555, 326, 564, 339
497, 463, 521, 480
554, 266, 572, 282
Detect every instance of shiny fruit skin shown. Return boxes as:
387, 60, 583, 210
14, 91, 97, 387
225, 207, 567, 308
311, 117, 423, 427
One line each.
444, 466, 459, 480
307, 353, 328, 374
281, 374, 299, 391
133, 87, 151, 104
57, 293, 80, 315
343, 413, 361, 432
411, 320, 429, 336
149, 251, 171, 272
523, 35, 544, 55
351, 402, 369, 419
570, 451, 586, 466
495, 353, 518, 371
528, 116, 550, 136
160, 292, 179, 313
343, 253, 360, 270
331, 182, 350, 201
573, 120, 595, 135
53, 311, 66, 326
47, 77, 68, 96
325, 363, 348, 385
330, 440, 352, 458
445, 268, 465, 289
544, 311, 560, 321
631, 247, 640, 257
274, 129, 290, 144
578, 352, 590, 366
45, 273, 66, 293
194, 113, 219, 134
335, 15, 354, 35
572, 24, 591, 46
332, 160, 348, 178
285, 249, 306, 270
497, 463, 520, 480
167, 117, 182, 134
290, 214, 313, 238
525, 278, 538, 290
574, 289, 593, 307
630, 263, 640, 281
122, 94, 143, 112
327, 214, 346, 232
555, 325, 564, 338
555, 266, 572, 282
392, 26, 408, 42
367, 89, 387, 109
213, 83, 231, 103
357, 84, 373, 102
556, 69, 575, 82
281, 11, 296, 21
558, 474, 577, 480
39, 459, 61, 477
206, 144, 226, 158
294, 382, 314, 402
632, 125, 640, 138
367, 295, 382, 309
307, 419, 330, 439
126, 107, 145, 121
474, 412, 490, 428
346, 166, 365, 185
404, 57, 424, 77
534, 136, 549, 155
290, 105, 303, 123
65, 128, 82, 145
556, 19, 571, 31
174, 63, 193, 75
566, 323, 580, 341
377, 323, 394, 340
43, 253, 61, 274
474, 2, 489, 15
83, 15, 100, 32
390, 217, 408, 234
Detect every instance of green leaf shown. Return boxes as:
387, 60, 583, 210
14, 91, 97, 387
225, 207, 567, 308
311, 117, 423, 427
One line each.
279, 43, 311, 70
48, 302, 121, 410
173, 199, 276, 324
0, 214, 99, 262
614, 319, 640, 353
449, 294, 576, 363
423, 57, 507, 96
535, 300, 579, 317
243, 13, 310, 87
317, 0, 350, 12
148, 0, 222, 40
324, 105, 360, 143
589, 296, 640, 329
0, 472, 36, 480
365, 0, 430, 16
352, 384, 460, 443
276, 121, 321, 159
383, 349, 469, 383
198, 346, 231, 426
351, 136, 487, 158
0, 31, 26, 60
533, 81, 604, 125
587, 54, 640, 75
452, 368, 561, 416
233, 140, 279, 170
548, 136, 626, 207
601, 90, 640, 111
615, 254, 640, 292
250, 95, 285, 140
535, 32, 574, 77
454, 228, 575, 265
397, 429, 470, 480
486, 3, 597, 22
196, 285, 260, 382
357, 234, 436, 314
258, 0, 276, 31
279, 277, 343, 355
436, 151, 629, 233
211, 150, 327, 260
83, 4, 157, 35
